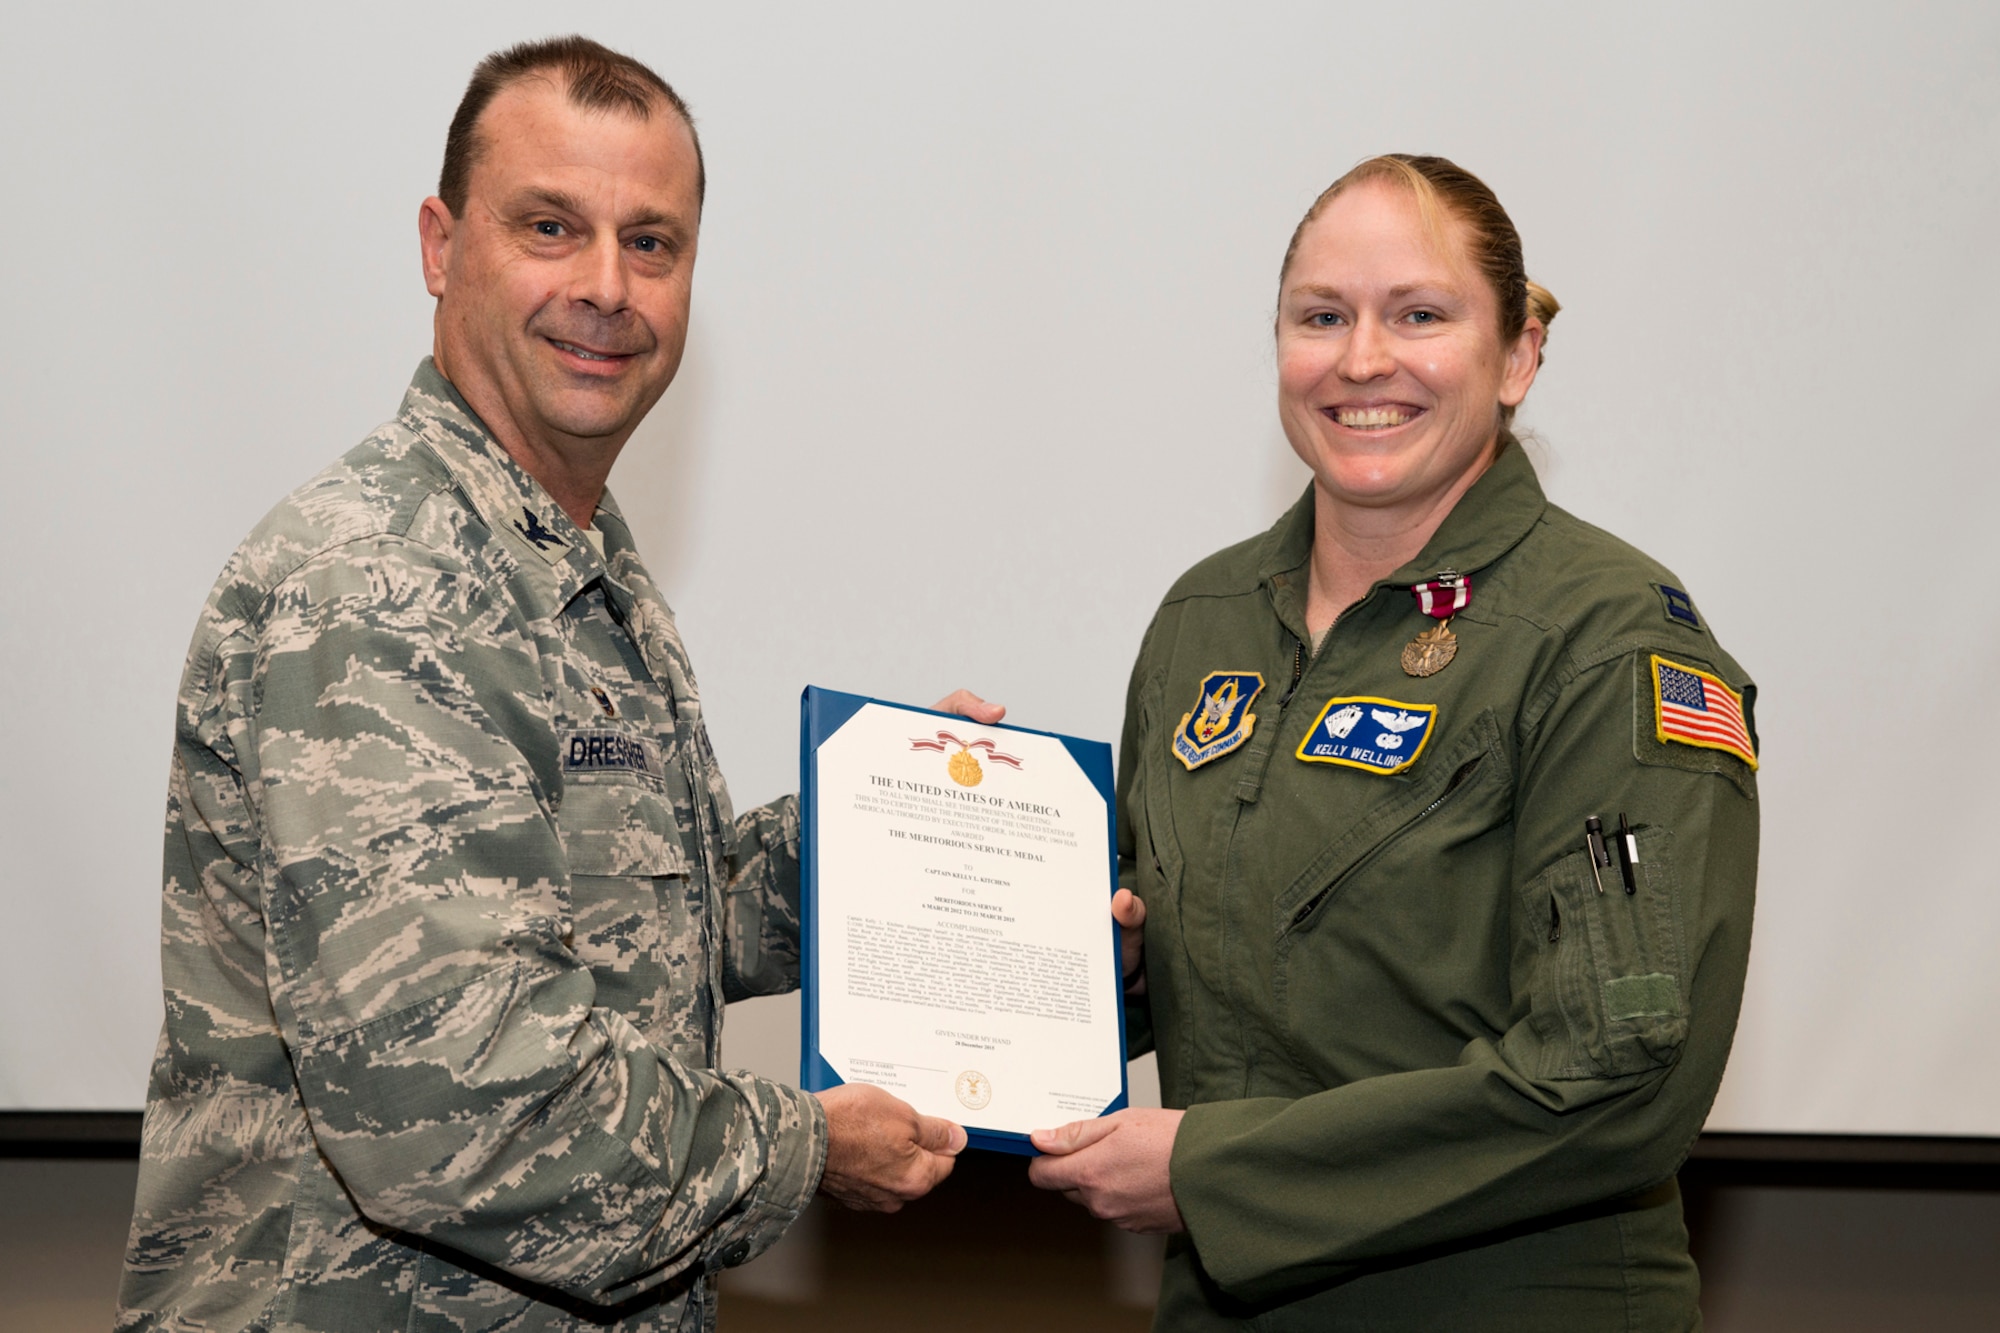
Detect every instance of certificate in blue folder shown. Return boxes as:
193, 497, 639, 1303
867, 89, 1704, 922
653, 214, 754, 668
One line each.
800, 687, 1128, 1155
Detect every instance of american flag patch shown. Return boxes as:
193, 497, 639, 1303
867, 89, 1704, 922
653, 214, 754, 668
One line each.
1652, 656, 1757, 769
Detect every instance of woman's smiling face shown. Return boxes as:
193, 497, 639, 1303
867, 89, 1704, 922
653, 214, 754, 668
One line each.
1276, 179, 1542, 521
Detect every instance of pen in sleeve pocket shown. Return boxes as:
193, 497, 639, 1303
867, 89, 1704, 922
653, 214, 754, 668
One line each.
1584, 816, 1610, 894
1616, 813, 1639, 893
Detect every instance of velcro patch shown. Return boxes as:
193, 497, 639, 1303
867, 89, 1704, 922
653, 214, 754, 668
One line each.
562, 728, 663, 780
1605, 972, 1682, 1021
1296, 696, 1437, 775
1652, 656, 1756, 769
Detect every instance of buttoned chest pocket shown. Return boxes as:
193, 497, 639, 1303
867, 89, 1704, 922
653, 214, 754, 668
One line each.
556, 778, 703, 1047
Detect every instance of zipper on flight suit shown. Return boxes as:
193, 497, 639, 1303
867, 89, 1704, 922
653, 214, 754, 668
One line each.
1285, 752, 1489, 931
1277, 635, 1306, 709
1240, 584, 1374, 805
1275, 576, 1381, 714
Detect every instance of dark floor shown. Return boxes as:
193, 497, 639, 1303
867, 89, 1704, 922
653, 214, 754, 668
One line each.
0, 1157, 139, 1332
8, 1154, 2000, 1331
720, 1149, 1155, 1331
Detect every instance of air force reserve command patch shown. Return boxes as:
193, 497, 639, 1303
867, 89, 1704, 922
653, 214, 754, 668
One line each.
1652, 655, 1758, 768
1173, 671, 1264, 770
1297, 696, 1438, 775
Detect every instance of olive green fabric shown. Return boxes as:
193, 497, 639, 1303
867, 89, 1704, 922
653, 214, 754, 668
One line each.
1119, 446, 1757, 1331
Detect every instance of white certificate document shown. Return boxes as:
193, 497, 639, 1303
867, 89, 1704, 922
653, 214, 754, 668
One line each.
800, 688, 1127, 1153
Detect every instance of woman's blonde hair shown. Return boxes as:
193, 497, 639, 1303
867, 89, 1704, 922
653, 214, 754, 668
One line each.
1279, 154, 1560, 431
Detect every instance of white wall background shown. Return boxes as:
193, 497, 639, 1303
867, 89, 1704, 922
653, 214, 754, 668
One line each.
1, 1, 1995, 1135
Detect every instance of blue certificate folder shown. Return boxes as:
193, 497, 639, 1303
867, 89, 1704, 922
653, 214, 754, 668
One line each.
800, 686, 1128, 1156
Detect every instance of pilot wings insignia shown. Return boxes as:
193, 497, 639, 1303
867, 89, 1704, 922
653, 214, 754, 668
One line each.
1173, 671, 1264, 771
1297, 696, 1439, 775
1369, 708, 1429, 748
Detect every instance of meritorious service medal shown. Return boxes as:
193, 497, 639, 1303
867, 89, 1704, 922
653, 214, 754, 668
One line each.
909, 730, 1024, 787
1402, 572, 1470, 678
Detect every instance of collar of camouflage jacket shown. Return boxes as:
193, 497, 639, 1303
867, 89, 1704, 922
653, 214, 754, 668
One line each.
1258, 440, 1551, 597
395, 357, 634, 603
396, 359, 706, 719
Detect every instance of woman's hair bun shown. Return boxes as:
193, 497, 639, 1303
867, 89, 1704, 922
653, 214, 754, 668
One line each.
1523, 280, 1559, 366
1525, 280, 1560, 331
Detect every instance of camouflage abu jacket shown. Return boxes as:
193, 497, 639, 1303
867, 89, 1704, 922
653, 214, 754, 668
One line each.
118, 360, 825, 1333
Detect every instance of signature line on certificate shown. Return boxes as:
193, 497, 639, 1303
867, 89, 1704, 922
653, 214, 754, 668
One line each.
853, 1059, 947, 1073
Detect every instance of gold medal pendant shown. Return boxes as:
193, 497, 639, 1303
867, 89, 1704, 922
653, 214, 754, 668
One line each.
947, 748, 984, 786
1401, 619, 1458, 678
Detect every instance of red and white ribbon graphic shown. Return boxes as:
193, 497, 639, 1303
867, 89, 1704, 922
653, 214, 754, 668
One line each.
909, 730, 1023, 768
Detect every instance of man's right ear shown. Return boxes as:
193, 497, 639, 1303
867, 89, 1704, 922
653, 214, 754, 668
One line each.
418, 197, 454, 298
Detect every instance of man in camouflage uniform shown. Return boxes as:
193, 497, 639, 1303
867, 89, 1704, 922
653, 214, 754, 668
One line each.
119, 36, 979, 1332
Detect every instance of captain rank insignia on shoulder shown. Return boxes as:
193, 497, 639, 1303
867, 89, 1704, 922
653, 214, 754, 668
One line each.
1173, 671, 1264, 770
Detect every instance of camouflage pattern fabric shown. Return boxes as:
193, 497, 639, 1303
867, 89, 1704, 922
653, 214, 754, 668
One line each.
118, 360, 825, 1332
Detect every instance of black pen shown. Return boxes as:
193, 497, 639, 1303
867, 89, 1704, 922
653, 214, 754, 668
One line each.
1616, 813, 1639, 893
1584, 816, 1610, 894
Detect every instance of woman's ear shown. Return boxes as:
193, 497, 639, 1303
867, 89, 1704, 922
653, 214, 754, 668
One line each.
1499, 318, 1545, 408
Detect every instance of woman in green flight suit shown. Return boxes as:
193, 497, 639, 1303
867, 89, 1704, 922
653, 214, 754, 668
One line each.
1029, 155, 1759, 1332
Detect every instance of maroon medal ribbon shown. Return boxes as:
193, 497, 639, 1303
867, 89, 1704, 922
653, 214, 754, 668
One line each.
1411, 573, 1470, 619
1402, 572, 1468, 677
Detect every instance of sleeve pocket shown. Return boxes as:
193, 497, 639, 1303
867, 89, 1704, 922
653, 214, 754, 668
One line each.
1531, 825, 1689, 1081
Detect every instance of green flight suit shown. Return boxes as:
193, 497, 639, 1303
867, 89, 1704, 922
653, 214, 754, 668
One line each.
1120, 446, 1758, 1331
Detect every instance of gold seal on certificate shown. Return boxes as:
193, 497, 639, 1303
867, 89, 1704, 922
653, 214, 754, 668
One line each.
954, 1070, 992, 1110
801, 688, 1128, 1154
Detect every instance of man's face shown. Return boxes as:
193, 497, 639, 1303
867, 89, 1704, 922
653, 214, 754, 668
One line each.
422, 79, 702, 459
